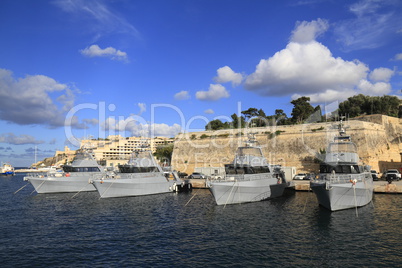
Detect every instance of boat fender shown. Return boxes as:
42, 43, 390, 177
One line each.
65, 173, 70, 177
350, 179, 357, 186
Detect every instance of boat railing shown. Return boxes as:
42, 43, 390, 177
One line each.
26, 171, 105, 180
209, 172, 273, 183
318, 173, 370, 184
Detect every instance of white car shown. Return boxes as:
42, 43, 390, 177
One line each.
293, 173, 307, 180
383, 169, 401, 181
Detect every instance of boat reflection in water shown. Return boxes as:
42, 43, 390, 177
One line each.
208, 133, 287, 205
310, 119, 373, 211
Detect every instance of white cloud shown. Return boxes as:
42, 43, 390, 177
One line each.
242, 18, 397, 104
292, 89, 356, 104
174, 90, 190, 100
244, 41, 368, 97
55, 0, 141, 41
0, 133, 45, 145
101, 116, 181, 137
204, 109, 214, 114
214, 66, 243, 86
137, 103, 146, 115
358, 79, 391, 95
334, 0, 402, 51
393, 53, 402, 61
369, 67, 394, 82
196, 84, 230, 101
0, 68, 78, 127
80, 44, 128, 62
290, 18, 329, 43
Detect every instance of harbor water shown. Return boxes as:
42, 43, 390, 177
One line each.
1, 174, 401, 267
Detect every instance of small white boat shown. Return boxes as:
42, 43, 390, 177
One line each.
91, 149, 179, 198
0, 163, 15, 176
310, 120, 373, 211
24, 149, 107, 193
208, 134, 287, 205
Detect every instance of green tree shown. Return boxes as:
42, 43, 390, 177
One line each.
153, 144, 174, 164
290, 96, 314, 124
205, 119, 225, 130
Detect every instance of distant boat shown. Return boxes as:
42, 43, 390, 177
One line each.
0, 163, 15, 176
91, 148, 180, 198
24, 149, 107, 193
208, 133, 287, 205
310, 120, 373, 211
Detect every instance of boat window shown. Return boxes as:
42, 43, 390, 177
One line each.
62, 166, 100, 172
118, 165, 159, 173
320, 164, 361, 174
328, 142, 357, 153
237, 147, 263, 157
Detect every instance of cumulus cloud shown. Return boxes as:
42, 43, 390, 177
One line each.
101, 116, 181, 137
0, 133, 45, 145
0, 68, 79, 127
196, 84, 230, 101
290, 18, 329, 43
214, 66, 243, 86
244, 41, 368, 96
80, 44, 128, 61
204, 109, 214, 114
369, 67, 394, 82
242, 18, 396, 104
174, 90, 190, 100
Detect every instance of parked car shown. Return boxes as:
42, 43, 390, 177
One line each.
382, 169, 401, 181
304, 173, 316, 180
370, 170, 379, 181
293, 173, 307, 180
189, 172, 206, 179
178, 172, 188, 178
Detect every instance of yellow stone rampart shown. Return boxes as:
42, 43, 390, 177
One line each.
171, 115, 402, 175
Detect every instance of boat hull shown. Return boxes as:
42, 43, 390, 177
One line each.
0, 171, 14, 176
24, 174, 98, 193
310, 180, 373, 211
92, 174, 175, 198
209, 177, 286, 205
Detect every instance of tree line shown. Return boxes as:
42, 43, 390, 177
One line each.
205, 94, 402, 131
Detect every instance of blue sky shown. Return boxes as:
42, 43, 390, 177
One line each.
1, 0, 402, 166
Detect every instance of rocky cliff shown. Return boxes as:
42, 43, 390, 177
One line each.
171, 115, 402, 175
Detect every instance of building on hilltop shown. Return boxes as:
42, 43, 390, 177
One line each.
79, 135, 174, 167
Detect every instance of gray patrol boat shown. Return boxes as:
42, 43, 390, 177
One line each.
310, 120, 373, 211
208, 134, 287, 205
91, 147, 181, 198
24, 148, 106, 193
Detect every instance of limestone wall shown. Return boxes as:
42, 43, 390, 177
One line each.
171, 115, 402, 175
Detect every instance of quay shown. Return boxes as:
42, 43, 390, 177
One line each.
188, 178, 402, 194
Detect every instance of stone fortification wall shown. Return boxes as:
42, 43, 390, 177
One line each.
171, 115, 402, 175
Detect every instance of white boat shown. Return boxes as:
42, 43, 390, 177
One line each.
24, 149, 106, 193
0, 163, 15, 176
310, 120, 373, 211
208, 134, 287, 205
91, 149, 178, 198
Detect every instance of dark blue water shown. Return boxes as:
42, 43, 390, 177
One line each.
1, 174, 401, 267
